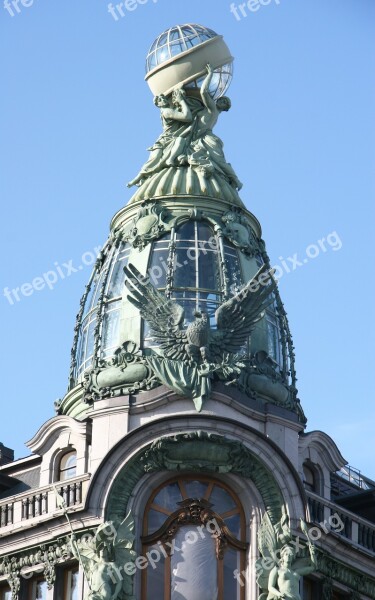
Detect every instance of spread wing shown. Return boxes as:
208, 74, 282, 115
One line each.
257, 511, 278, 590
211, 264, 276, 357
114, 514, 137, 598
258, 511, 278, 562
124, 263, 189, 361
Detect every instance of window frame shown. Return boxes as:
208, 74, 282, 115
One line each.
0, 587, 12, 600
63, 566, 79, 600
141, 474, 247, 600
29, 577, 48, 600
57, 450, 77, 482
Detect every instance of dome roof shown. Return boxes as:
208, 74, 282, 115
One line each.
67, 208, 300, 420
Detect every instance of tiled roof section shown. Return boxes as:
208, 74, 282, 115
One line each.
0, 467, 40, 499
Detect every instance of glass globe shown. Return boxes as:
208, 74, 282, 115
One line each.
145, 24, 233, 100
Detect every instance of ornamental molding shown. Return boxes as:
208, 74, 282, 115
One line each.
317, 548, 375, 598
26, 416, 89, 453
0, 535, 81, 600
299, 431, 347, 473
83, 341, 158, 401
221, 210, 261, 256
106, 431, 284, 526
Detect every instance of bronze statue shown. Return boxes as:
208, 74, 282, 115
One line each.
127, 65, 242, 191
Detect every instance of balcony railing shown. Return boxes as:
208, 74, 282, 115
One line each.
0, 474, 90, 533
307, 490, 375, 553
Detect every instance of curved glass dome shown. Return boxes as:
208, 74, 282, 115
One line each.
71, 241, 131, 383
145, 24, 233, 100
69, 222, 291, 389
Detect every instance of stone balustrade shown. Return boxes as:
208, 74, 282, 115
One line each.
0, 474, 90, 533
307, 490, 375, 553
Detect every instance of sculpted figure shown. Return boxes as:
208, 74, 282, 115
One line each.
124, 262, 275, 410
267, 543, 317, 600
127, 65, 243, 191
257, 508, 318, 600
127, 89, 193, 187
189, 64, 243, 190
70, 515, 136, 600
71, 539, 121, 600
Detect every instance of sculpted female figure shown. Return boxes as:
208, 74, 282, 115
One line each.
127, 65, 243, 191
189, 63, 243, 190
127, 89, 193, 187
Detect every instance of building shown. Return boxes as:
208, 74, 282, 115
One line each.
0, 23, 374, 600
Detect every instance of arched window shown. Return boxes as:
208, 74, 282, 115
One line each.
141, 476, 247, 600
303, 463, 318, 494
58, 451, 77, 481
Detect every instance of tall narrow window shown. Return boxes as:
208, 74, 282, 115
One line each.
64, 567, 79, 600
29, 579, 48, 600
58, 451, 77, 481
141, 476, 247, 600
0, 589, 11, 600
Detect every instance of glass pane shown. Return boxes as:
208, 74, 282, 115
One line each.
197, 222, 214, 241
224, 514, 241, 538
85, 320, 96, 360
68, 570, 79, 600
156, 47, 168, 65
224, 548, 242, 599
170, 41, 184, 57
146, 545, 165, 600
171, 525, 218, 600
183, 480, 208, 499
149, 249, 169, 288
91, 263, 108, 306
158, 33, 168, 45
176, 221, 195, 240
198, 250, 220, 291
76, 325, 87, 373
169, 28, 181, 41
101, 307, 120, 355
60, 452, 77, 480
107, 257, 127, 298
148, 509, 168, 535
36, 581, 47, 599
267, 317, 280, 364
209, 485, 236, 513
154, 482, 182, 512
174, 248, 196, 288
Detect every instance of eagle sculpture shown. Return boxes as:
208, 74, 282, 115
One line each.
124, 262, 276, 365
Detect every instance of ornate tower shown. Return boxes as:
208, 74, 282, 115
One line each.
1, 23, 374, 600
63, 24, 303, 425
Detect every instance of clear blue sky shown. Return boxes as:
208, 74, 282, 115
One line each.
1, 0, 374, 477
